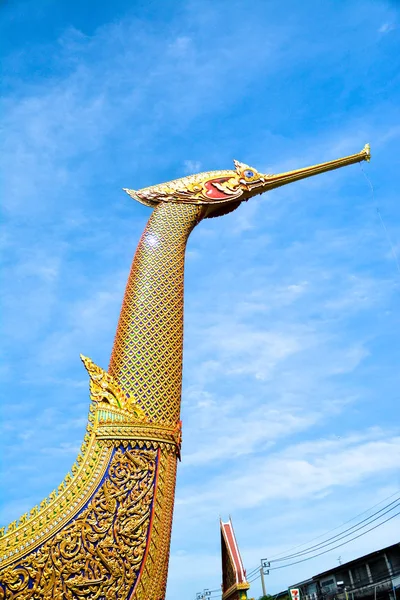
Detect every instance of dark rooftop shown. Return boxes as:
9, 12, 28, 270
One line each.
314, 543, 400, 579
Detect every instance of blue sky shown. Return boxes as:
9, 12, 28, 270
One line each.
1, 0, 400, 597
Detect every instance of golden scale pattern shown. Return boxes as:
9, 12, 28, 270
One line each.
109, 202, 203, 425
0, 200, 203, 600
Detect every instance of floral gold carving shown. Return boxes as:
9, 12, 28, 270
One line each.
0, 447, 157, 600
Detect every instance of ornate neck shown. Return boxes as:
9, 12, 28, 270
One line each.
108, 202, 204, 424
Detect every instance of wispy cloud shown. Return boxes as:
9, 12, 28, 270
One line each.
2, 1, 400, 599
378, 23, 396, 34
178, 430, 400, 511
183, 159, 202, 174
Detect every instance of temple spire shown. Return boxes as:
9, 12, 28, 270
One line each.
221, 518, 251, 600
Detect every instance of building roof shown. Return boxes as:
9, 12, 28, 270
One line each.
220, 519, 247, 585
314, 543, 400, 579
275, 541, 400, 597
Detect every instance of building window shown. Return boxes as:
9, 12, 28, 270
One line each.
352, 566, 368, 583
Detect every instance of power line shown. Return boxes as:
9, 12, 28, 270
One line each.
268, 489, 400, 561
272, 498, 400, 562
248, 569, 261, 584
245, 492, 400, 579
245, 505, 400, 579
267, 508, 400, 571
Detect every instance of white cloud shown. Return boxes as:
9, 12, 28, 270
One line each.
169, 36, 193, 57
378, 23, 396, 34
184, 159, 202, 174
177, 430, 400, 512
182, 403, 322, 466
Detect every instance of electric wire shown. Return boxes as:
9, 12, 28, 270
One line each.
245, 565, 262, 578
245, 491, 400, 578
268, 488, 400, 561
245, 504, 400, 578
271, 498, 400, 561
248, 569, 262, 584
266, 508, 400, 571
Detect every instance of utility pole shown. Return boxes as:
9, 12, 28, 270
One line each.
196, 589, 211, 600
260, 559, 270, 597
260, 568, 267, 596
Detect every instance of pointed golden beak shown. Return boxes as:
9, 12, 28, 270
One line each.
253, 144, 370, 195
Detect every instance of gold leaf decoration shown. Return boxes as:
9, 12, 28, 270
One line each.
0, 447, 157, 600
80, 355, 147, 420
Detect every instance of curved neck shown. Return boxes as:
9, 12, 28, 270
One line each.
108, 202, 203, 424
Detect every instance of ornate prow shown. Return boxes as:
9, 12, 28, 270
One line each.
123, 144, 370, 210
0, 144, 371, 599
257, 144, 370, 192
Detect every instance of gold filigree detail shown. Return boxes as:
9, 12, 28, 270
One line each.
80, 355, 147, 420
0, 398, 98, 556
131, 450, 178, 599
124, 166, 253, 207
124, 146, 370, 211
0, 436, 110, 567
0, 447, 157, 600
96, 421, 182, 451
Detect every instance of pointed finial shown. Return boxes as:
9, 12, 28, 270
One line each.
233, 159, 248, 174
